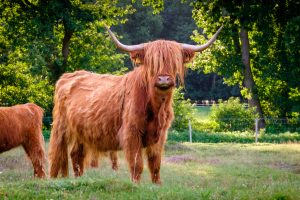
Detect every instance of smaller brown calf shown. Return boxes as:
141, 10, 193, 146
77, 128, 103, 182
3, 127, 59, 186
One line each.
0, 103, 46, 178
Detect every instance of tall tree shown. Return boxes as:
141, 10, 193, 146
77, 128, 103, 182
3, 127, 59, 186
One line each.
192, 1, 265, 126
191, 1, 300, 124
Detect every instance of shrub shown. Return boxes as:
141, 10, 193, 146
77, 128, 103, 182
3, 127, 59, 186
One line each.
264, 115, 300, 134
192, 119, 218, 132
167, 129, 300, 143
210, 97, 258, 132
172, 87, 197, 130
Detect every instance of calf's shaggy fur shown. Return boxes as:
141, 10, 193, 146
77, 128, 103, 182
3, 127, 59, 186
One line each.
0, 103, 46, 178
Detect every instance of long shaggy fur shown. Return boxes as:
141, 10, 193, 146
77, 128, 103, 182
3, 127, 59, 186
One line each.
0, 103, 46, 178
48, 40, 194, 183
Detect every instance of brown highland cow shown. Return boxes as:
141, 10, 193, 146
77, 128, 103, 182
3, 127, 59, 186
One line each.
48, 25, 222, 183
0, 103, 46, 178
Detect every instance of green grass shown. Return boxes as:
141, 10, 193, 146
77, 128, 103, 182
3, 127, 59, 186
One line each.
194, 106, 211, 120
1, 142, 299, 199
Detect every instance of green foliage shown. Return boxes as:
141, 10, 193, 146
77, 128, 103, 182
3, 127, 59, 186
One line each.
0, 0, 135, 111
67, 22, 128, 74
191, 0, 300, 118
210, 97, 258, 132
172, 87, 196, 130
0, 0, 135, 81
191, 119, 218, 133
264, 117, 300, 134
176, 101, 299, 135
139, 0, 164, 14
0, 48, 53, 110
116, 0, 164, 44
42, 130, 51, 141
168, 129, 300, 143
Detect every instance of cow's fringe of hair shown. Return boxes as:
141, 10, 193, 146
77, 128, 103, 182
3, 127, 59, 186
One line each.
144, 40, 185, 85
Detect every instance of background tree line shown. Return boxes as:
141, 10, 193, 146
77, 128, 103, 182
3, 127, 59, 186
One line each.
0, 0, 299, 123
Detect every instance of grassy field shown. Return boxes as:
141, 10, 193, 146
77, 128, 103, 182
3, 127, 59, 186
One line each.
0, 142, 299, 200
194, 106, 211, 120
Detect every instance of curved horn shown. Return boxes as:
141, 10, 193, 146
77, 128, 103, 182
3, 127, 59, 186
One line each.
182, 25, 223, 52
104, 25, 144, 52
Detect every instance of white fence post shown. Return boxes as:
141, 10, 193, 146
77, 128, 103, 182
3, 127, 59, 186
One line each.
189, 120, 192, 143
255, 118, 259, 143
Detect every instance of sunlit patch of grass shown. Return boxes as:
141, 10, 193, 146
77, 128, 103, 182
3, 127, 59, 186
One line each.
194, 106, 211, 120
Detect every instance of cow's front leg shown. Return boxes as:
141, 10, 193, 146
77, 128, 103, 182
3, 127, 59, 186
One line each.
23, 138, 46, 178
146, 144, 163, 184
123, 127, 144, 183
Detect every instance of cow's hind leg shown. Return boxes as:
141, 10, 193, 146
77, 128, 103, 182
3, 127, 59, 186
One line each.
109, 151, 118, 171
90, 150, 99, 168
146, 145, 163, 184
23, 131, 46, 178
71, 142, 86, 177
49, 143, 68, 178
90, 157, 99, 168
48, 123, 69, 178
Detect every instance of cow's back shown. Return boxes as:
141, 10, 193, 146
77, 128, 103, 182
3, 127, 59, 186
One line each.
0, 103, 43, 152
54, 70, 125, 150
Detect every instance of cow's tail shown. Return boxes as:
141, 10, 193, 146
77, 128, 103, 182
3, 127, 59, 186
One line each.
48, 100, 69, 178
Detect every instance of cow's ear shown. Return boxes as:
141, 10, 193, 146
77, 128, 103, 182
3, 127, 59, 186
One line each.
182, 49, 195, 63
130, 50, 145, 65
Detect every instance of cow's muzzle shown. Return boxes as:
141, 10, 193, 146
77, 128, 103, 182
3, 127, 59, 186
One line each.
155, 75, 175, 91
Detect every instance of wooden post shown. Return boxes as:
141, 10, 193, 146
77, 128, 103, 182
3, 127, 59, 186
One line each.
189, 120, 192, 143
255, 118, 259, 143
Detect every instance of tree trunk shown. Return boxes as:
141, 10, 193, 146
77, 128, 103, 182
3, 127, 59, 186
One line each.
45, 49, 59, 83
45, 23, 73, 83
239, 27, 265, 128
61, 21, 73, 72
62, 29, 73, 67
232, 27, 241, 54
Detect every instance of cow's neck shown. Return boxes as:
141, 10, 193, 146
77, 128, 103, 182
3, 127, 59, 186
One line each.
148, 90, 172, 115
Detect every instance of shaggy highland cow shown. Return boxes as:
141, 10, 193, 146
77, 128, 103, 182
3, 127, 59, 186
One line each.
0, 103, 46, 178
48, 25, 222, 183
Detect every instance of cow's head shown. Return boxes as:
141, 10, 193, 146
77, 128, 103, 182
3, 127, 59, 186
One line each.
105, 25, 222, 94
